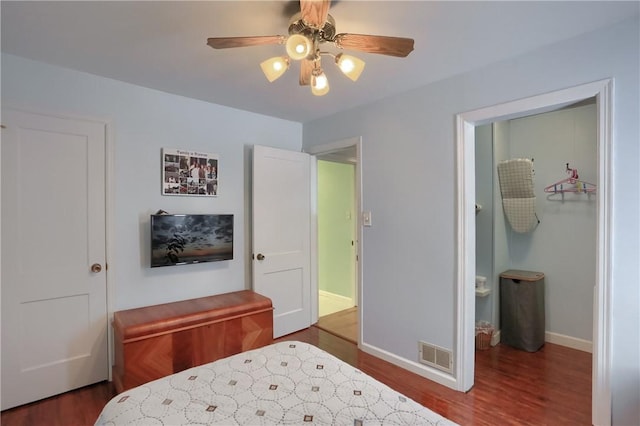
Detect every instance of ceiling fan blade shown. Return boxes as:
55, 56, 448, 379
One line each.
300, 0, 331, 28
207, 35, 285, 49
300, 59, 314, 86
334, 33, 414, 57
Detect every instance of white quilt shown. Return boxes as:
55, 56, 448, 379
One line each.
96, 341, 457, 425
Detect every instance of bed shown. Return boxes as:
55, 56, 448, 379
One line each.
96, 341, 457, 425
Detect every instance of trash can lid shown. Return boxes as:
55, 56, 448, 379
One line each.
500, 270, 545, 281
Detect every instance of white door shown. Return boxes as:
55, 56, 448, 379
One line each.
1, 108, 108, 410
252, 145, 311, 338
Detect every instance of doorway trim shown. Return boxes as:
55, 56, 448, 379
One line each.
455, 79, 612, 425
305, 137, 363, 347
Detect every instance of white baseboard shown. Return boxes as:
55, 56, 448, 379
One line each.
319, 290, 353, 312
319, 289, 353, 303
545, 331, 592, 353
360, 341, 458, 390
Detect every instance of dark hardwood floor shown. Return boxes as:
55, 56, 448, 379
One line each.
0, 379, 116, 426
1, 326, 591, 426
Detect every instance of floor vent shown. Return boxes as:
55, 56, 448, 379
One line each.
418, 341, 453, 374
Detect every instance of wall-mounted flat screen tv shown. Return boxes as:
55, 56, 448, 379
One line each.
150, 214, 233, 268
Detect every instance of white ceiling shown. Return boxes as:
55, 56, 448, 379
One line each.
1, 1, 637, 123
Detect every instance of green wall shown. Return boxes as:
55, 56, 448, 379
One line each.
318, 160, 355, 298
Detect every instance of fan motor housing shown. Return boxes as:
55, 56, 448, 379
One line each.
288, 13, 336, 41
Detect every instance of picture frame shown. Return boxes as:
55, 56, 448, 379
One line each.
162, 148, 218, 196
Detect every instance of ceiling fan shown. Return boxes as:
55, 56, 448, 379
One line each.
206, 0, 414, 96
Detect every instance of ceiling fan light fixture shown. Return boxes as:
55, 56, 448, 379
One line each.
311, 68, 329, 96
207, 0, 415, 97
285, 34, 312, 60
260, 56, 290, 82
335, 53, 365, 82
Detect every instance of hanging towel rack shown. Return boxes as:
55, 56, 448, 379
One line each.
544, 163, 596, 194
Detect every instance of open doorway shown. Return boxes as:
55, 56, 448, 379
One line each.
306, 138, 363, 346
456, 80, 613, 425
471, 102, 597, 422
316, 155, 357, 343
317, 157, 356, 316
475, 100, 597, 353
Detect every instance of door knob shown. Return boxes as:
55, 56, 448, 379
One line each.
256, 253, 265, 261
91, 263, 102, 273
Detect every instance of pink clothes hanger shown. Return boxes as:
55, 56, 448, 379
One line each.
544, 163, 596, 194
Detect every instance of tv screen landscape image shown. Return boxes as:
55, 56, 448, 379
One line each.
150, 214, 233, 267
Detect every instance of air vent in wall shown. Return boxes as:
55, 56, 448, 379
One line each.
418, 341, 453, 374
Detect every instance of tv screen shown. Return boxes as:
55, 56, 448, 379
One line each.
150, 214, 233, 267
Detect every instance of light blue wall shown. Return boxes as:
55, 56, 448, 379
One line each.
302, 18, 639, 425
508, 103, 597, 342
474, 124, 493, 323
1, 53, 302, 311
492, 121, 511, 330
481, 105, 597, 342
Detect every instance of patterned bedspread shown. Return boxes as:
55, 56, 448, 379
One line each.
96, 341, 457, 425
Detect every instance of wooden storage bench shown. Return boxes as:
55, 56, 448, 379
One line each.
112, 290, 273, 393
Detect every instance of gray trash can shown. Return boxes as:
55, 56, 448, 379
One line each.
499, 270, 545, 352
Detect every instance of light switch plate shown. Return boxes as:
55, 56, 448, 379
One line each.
363, 211, 372, 227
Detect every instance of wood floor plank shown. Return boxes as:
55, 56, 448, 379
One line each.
1, 326, 591, 426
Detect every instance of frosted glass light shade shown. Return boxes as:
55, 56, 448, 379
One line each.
335, 53, 365, 81
285, 34, 312, 60
311, 70, 329, 96
260, 56, 290, 82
